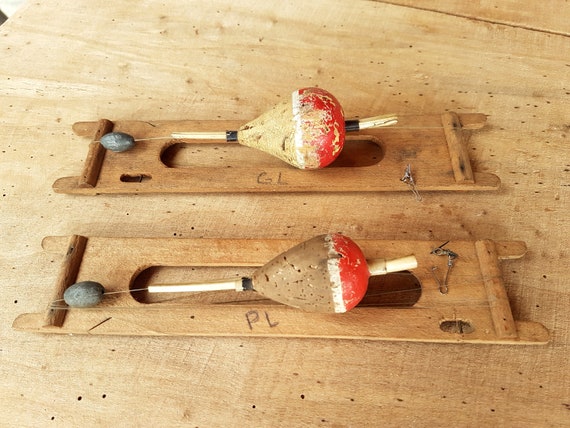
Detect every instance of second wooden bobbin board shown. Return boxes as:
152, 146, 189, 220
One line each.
13, 235, 549, 344
53, 112, 500, 194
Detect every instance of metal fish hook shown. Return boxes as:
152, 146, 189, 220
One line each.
400, 164, 422, 201
430, 266, 448, 294
430, 241, 458, 294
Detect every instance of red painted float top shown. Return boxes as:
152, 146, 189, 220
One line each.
292, 87, 346, 169
326, 233, 370, 312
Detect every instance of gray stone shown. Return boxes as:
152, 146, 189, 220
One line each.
100, 132, 135, 152
64, 281, 105, 308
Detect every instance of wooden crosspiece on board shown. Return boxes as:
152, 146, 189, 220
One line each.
52, 112, 500, 194
13, 235, 548, 344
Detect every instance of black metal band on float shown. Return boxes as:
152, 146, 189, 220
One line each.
226, 130, 238, 141
242, 277, 254, 291
344, 120, 360, 132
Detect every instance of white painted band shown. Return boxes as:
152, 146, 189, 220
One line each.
325, 235, 347, 313
291, 89, 306, 168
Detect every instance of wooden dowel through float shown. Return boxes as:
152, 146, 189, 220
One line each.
170, 115, 398, 141
145, 255, 417, 296
170, 131, 230, 140
147, 278, 246, 294
349, 114, 399, 131
367, 255, 418, 276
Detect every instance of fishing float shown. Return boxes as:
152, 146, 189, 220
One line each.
99, 87, 398, 169
62, 233, 417, 313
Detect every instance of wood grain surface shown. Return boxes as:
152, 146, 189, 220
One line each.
1, 1, 568, 426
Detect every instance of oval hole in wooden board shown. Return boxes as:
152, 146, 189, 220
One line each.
439, 319, 475, 334
120, 173, 152, 183
160, 136, 384, 169
130, 266, 420, 308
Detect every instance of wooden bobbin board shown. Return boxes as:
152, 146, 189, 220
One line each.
13, 235, 549, 344
53, 112, 500, 194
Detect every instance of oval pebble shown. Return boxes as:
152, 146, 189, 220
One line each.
100, 132, 135, 152
63, 281, 106, 308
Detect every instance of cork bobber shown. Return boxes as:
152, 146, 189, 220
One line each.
249, 234, 417, 313
171, 87, 345, 169
237, 87, 345, 169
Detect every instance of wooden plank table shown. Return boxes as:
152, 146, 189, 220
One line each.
1, 1, 568, 425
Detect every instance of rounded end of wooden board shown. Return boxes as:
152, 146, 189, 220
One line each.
41, 235, 70, 252
473, 172, 501, 189
52, 176, 93, 194
72, 121, 100, 137
12, 312, 43, 332
458, 113, 488, 129
515, 321, 550, 344
52, 176, 73, 193
496, 241, 527, 259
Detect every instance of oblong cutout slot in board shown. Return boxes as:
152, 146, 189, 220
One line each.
160, 136, 384, 169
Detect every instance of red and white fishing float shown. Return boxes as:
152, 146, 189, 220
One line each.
64, 234, 417, 313
100, 87, 398, 169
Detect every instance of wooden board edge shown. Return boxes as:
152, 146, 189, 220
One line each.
72, 112, 487, 133
11, 313, 550, 345
51, 172, 501, 195
39, 236, 524, 261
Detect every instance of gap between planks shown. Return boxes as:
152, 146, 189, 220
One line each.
373, 1, 570, 37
